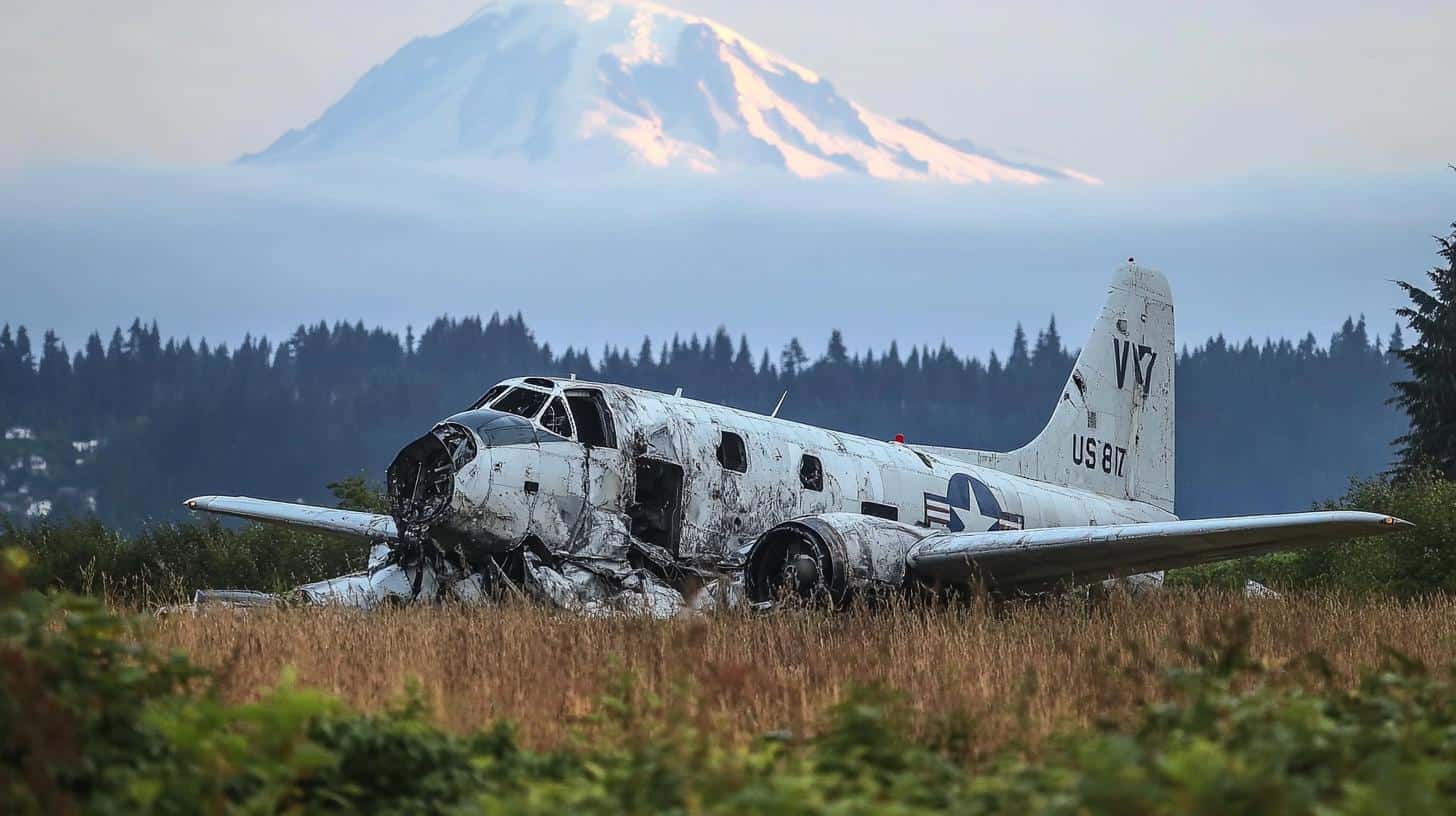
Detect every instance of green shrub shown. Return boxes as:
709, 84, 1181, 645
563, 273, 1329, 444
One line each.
0, 548, 199, 812
2, 476, 383, 602
2, 516, 363, 602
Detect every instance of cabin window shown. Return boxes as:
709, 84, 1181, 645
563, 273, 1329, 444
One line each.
540, 398, 573, 439
799, 454, 823, 491
470, 384, 509, 410
717, 431, 748, 472
566, 390, 616, 448
493, 388, 549, 419
860, 501, 898, 521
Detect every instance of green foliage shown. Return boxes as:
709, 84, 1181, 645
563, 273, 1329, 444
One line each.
1392, 193, 1456, 478
327, 475, 390, 514
2, 515, 363, 602
0, 548, 200, 813
4, 549, 1456, 814
1172, 472, 1456, 595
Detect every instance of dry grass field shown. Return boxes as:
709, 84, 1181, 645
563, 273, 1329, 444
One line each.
149, 590, 1456, 755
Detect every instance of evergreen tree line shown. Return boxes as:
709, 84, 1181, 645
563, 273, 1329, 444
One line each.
0, 312, 1408, 529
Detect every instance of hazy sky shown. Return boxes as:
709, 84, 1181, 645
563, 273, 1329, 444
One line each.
2, 0, 1451, 183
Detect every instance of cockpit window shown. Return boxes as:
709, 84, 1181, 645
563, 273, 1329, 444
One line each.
540, 398, 573, 439
470, 384, 509, 410
492, 388, 549, 419
567, 391, 616, 448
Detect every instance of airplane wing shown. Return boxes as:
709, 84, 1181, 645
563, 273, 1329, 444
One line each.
183, 496, 399, 540
905, 511, 1410, 591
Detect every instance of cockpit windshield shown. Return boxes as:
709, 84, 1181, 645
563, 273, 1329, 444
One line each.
470, 384, 509, 410
454, 385, 578, 445
491, 388, 549, 419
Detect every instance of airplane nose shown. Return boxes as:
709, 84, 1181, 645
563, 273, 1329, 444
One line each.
389, 426, 468, 526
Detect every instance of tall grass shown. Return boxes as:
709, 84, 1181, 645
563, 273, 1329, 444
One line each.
151, 589, 1456, 754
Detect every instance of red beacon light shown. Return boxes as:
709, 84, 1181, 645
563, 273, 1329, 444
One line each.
894, 433, 905, 444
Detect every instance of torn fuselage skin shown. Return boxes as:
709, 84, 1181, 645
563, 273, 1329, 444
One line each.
289, 373, 1168, 615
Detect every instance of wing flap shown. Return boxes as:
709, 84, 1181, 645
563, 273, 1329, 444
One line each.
906, 511, 1409, 591
184, 495, 399, 541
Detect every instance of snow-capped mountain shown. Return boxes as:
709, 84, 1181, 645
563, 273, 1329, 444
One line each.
243, 0, 1096, 185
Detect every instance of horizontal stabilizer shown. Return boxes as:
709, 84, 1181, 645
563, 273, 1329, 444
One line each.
184, 495, 398, 540
906, 511, 1410, 592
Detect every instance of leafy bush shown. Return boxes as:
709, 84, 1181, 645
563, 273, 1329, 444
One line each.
0, 548, 200, 812
3, 550, 1455, 814
3, 477, 381, 602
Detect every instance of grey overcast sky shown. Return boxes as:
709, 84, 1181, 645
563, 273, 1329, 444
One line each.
1, 0, 1451, 182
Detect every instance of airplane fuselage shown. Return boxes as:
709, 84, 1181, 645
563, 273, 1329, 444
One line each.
413, 375, 1175, 574
187, 264, 1413, 613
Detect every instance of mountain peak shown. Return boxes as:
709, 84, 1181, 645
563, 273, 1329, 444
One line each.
243, 0, 1096, 185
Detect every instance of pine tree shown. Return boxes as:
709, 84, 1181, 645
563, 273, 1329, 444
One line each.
36, 330, 72, 426
733, 335, 754, 374
1032, 316, 1062, 365
824, 330, 848, 365
1007, 324, 1029, 372
15, 326, 33, 370
0, 325, 21, 420
780, 338, 807, 376
636, 337, 654, 370
711, 328, 734, 369
1392, 217, 1456, 477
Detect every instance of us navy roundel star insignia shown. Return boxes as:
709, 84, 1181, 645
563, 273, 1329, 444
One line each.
924, 474, 1024, 532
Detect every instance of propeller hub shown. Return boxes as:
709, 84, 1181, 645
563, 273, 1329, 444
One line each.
790, 553, 819, 589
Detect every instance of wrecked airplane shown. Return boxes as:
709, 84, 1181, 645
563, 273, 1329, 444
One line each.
184, 263, 1410, 615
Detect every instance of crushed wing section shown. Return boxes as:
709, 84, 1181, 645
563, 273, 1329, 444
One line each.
906, 511, 1410, 593
184, 496, 399, 541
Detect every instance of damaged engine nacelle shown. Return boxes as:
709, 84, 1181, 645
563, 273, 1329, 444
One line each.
744, 513, 935, 606
378, 421, 484, 599
387, 422, 476, 526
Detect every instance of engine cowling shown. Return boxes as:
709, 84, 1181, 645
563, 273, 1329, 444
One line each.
743, 513, 936, 606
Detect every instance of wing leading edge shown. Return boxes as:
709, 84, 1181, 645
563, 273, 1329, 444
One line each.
184, 496, 399, 541
906, 511, 1410, 592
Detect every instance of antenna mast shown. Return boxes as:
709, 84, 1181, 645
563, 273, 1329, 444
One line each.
770, 390, 789, 418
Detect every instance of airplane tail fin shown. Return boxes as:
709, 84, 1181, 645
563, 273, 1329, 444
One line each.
991, 262, 1175, 512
